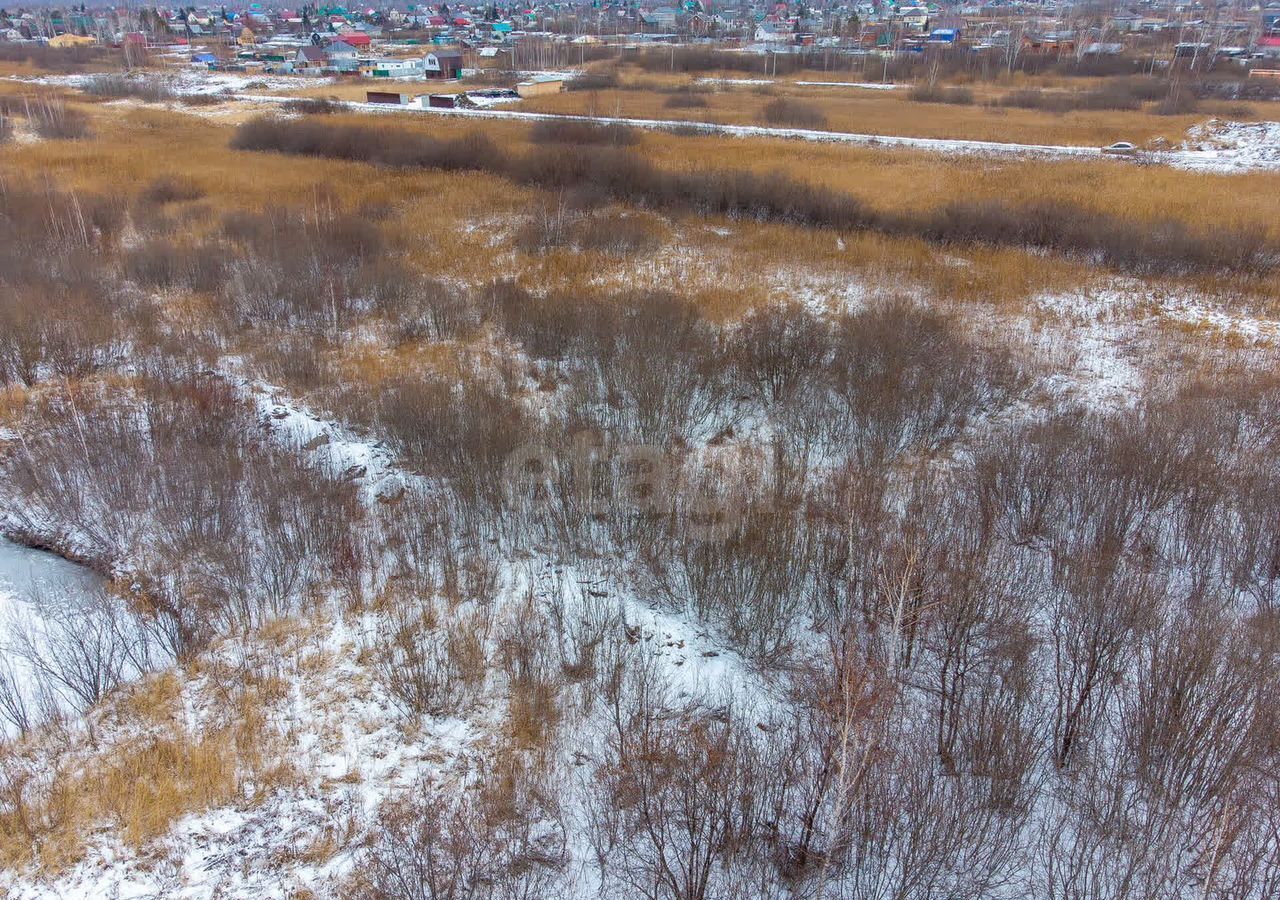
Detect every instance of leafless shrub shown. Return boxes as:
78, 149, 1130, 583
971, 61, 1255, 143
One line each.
123, 239, 224, 291
652, 491, 817, 662
348, 763, 567, 900
371, 374, 535, 504
827, 299, 1023, 465
80, 74, 175, 103
379, 278, 478, 344
562, 291, 741, 445
664, 91, 709, 109
498, 595, 563, 748
759, 97, 828, 129
280, 97, 342, 115
487, 283, 600, 364
22, 94, 92, 140
529, 118, 638, 146
732, 300, 831, 406
139, 175, 204, 205
910, 84, 975, 105
914, 198, 1271, 276
515, 206, 665, 256
513, 203, 578, 253
376, 598, 471, 717
4, 585, 166, 717
575, 210, 665, 256
565, 71, 619, 91
0, 43, 107, 72
230, 118, 1280, 277
176, 92, 225, 107
995, 84, 1140, 112
249, 333, 333, 392
0, 282, 118, 386
590, 661, 771, 899
3, 377, 361, 653
231, 115, 504, 172
0, 660, 35, 737
1154, 85, 1199, 115
220, 203, 386, 335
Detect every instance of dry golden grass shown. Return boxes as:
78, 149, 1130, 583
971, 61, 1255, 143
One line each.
520, 78, 1280, 148
0, 673, 243, 872
9, 97, 1277, 236
2, 98, 1276, 388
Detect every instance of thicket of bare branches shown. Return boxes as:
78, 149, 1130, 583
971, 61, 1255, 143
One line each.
2, 174, 1279, 898
234, 117, 1278, 277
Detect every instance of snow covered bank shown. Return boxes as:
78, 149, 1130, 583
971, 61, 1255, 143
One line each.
1173, 119, 1280, 173
0, 538, 110, 735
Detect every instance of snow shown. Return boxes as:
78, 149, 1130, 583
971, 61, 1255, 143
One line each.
1, 607, 477, 899
464, 92, 523, 109
1172, 119, 1280, 173
697, 78, 907, 90
795, 80, 906, 89
696, 77, 776, 85
1026, 280, 1280, 410
15, 70, 334, 96
0, 539, 110, 735
247, 381, 400, 505
0, 357, 791, 896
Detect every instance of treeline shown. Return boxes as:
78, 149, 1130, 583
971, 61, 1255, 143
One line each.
620, 44, 1273, 83
231, 116, 1278, 277
0, 42, 106, 72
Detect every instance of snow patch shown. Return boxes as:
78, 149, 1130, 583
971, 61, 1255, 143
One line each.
1173, 119, 1280, 173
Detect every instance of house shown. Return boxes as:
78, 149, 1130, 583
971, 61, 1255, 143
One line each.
335, 30, 371, 48
640, 7, 679, 28
324, 41, 363, 73
325, 40, 361, 60
754, 24, 790, 43
424, 50, 464, 78
296, 46, 326, 67
47, 32, 96, 47
238, 26, 256, 46
1022, 32, 1076, 56
516, 75, 565, 97
1258, 36, 1280, 58
896, 6, 930, 31
364, 56, 426, 77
